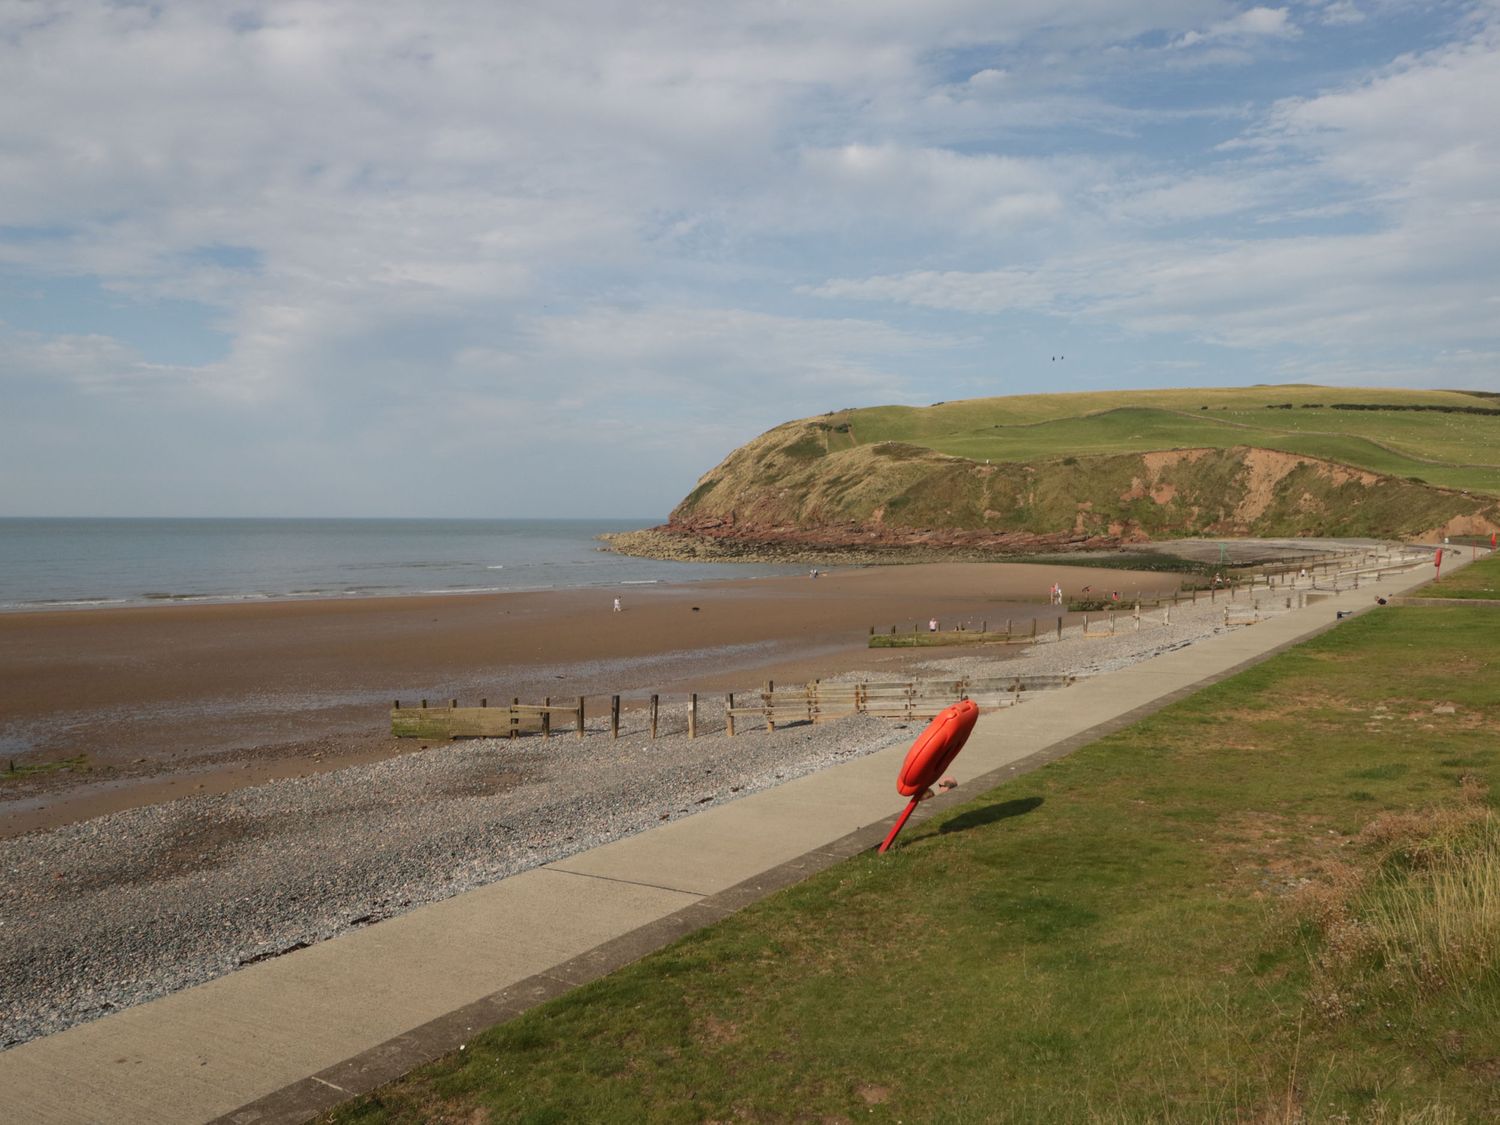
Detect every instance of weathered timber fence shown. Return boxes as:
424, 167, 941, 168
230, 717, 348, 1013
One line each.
868, 621, 1040, 648
390, 697, 585, 740
394, 674, 1076, 742
725, 674, 1075, 733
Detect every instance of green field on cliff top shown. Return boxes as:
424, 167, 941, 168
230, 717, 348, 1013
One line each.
334, 584, 1500, 1124
825, 386, 1500, 497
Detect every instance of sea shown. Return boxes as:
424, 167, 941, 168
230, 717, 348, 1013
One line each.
0, 517, 808, 612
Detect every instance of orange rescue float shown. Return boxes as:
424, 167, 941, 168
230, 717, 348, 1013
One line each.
879, 699, 980, 853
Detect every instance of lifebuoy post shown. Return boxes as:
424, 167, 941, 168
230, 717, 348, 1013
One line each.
878, 700, 980, 854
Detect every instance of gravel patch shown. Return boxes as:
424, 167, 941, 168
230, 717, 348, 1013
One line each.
1, 703, 909, 1047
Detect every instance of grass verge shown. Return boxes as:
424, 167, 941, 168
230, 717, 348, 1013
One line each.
328, 605, 1499, 1124
1416, 549, 1500, 600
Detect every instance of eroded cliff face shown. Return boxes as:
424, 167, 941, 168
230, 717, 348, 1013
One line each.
653, 417, 1500, 552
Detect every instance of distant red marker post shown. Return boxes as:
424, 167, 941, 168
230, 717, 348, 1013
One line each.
1434, 547, 1443, 581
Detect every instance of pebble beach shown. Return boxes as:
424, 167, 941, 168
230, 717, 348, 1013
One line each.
0, 577, 1287, 1049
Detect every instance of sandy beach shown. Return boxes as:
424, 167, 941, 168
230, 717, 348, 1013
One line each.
2, 559, 1216, 1048
0, 561, 1179, 836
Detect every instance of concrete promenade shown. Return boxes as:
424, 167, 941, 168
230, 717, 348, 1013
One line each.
0, 551, 1470, 1124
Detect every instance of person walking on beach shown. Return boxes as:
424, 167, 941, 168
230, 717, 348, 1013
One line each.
612, 597, 622, 613
929, 618, 938, 632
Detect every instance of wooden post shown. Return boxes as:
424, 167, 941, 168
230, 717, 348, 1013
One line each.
511, 697, 520, 740
610, 695, 620, 740
726, 693, 735, 736
577, 696, 585, 739
1031, 617, 1038, 638
1006, 618, 1012, 637
689, 693, 698, 738
542, 697, 550, 739
650, 694, 659, 739
451, 698, 458, 709
1056, 615, 1063, 640
421, 699, 428, 709
394, 700, 400, 710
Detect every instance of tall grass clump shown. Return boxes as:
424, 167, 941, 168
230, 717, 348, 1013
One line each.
1298, 780, 1499, 1014
1362, 810, 1500, 996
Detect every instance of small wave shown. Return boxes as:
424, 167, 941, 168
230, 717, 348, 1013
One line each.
23, 597, 130, 609
619, 580, 661, 585
486, 565, 505, 570
141, 592, 272, 603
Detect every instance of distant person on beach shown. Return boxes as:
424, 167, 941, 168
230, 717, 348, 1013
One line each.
612, 597, 621, 613
929, 618, 938, 632
810, 568, 819, 578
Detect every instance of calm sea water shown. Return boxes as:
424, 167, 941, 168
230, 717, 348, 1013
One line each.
0, 518, 807, 611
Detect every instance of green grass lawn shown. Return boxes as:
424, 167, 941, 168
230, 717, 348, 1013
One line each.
837, 388, 1500, 497
331, 606, 1500, 1124
1416, 548, 1500, 600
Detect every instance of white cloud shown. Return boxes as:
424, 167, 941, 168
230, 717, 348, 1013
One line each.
1173, 6, 1297, 47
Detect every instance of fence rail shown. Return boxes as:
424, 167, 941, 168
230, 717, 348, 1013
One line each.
393, 674, 1077, 742
724, 674, 1074, 733
391, 697, 585, 741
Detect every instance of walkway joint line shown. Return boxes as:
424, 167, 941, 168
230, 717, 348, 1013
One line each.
542, 863, 712, 898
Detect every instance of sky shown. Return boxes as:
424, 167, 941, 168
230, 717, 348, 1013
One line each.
2, 1, 1498, 519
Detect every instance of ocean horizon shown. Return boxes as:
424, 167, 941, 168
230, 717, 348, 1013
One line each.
0, 517, 807, 612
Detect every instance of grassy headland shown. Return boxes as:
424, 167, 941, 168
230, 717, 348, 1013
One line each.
841, 388, 1500, 496
644, 386, 1500, 558
330, 602, 1500, 1124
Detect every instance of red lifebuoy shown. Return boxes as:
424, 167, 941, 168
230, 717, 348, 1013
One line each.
895, 699, 979, 796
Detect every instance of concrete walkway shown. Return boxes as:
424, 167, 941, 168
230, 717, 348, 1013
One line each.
0, 551, 1471, 1124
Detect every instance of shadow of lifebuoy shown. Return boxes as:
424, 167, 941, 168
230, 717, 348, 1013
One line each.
937, 795, 1044, 835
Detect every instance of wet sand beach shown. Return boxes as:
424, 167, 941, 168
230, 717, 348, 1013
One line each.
0, 562, 1178, 836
